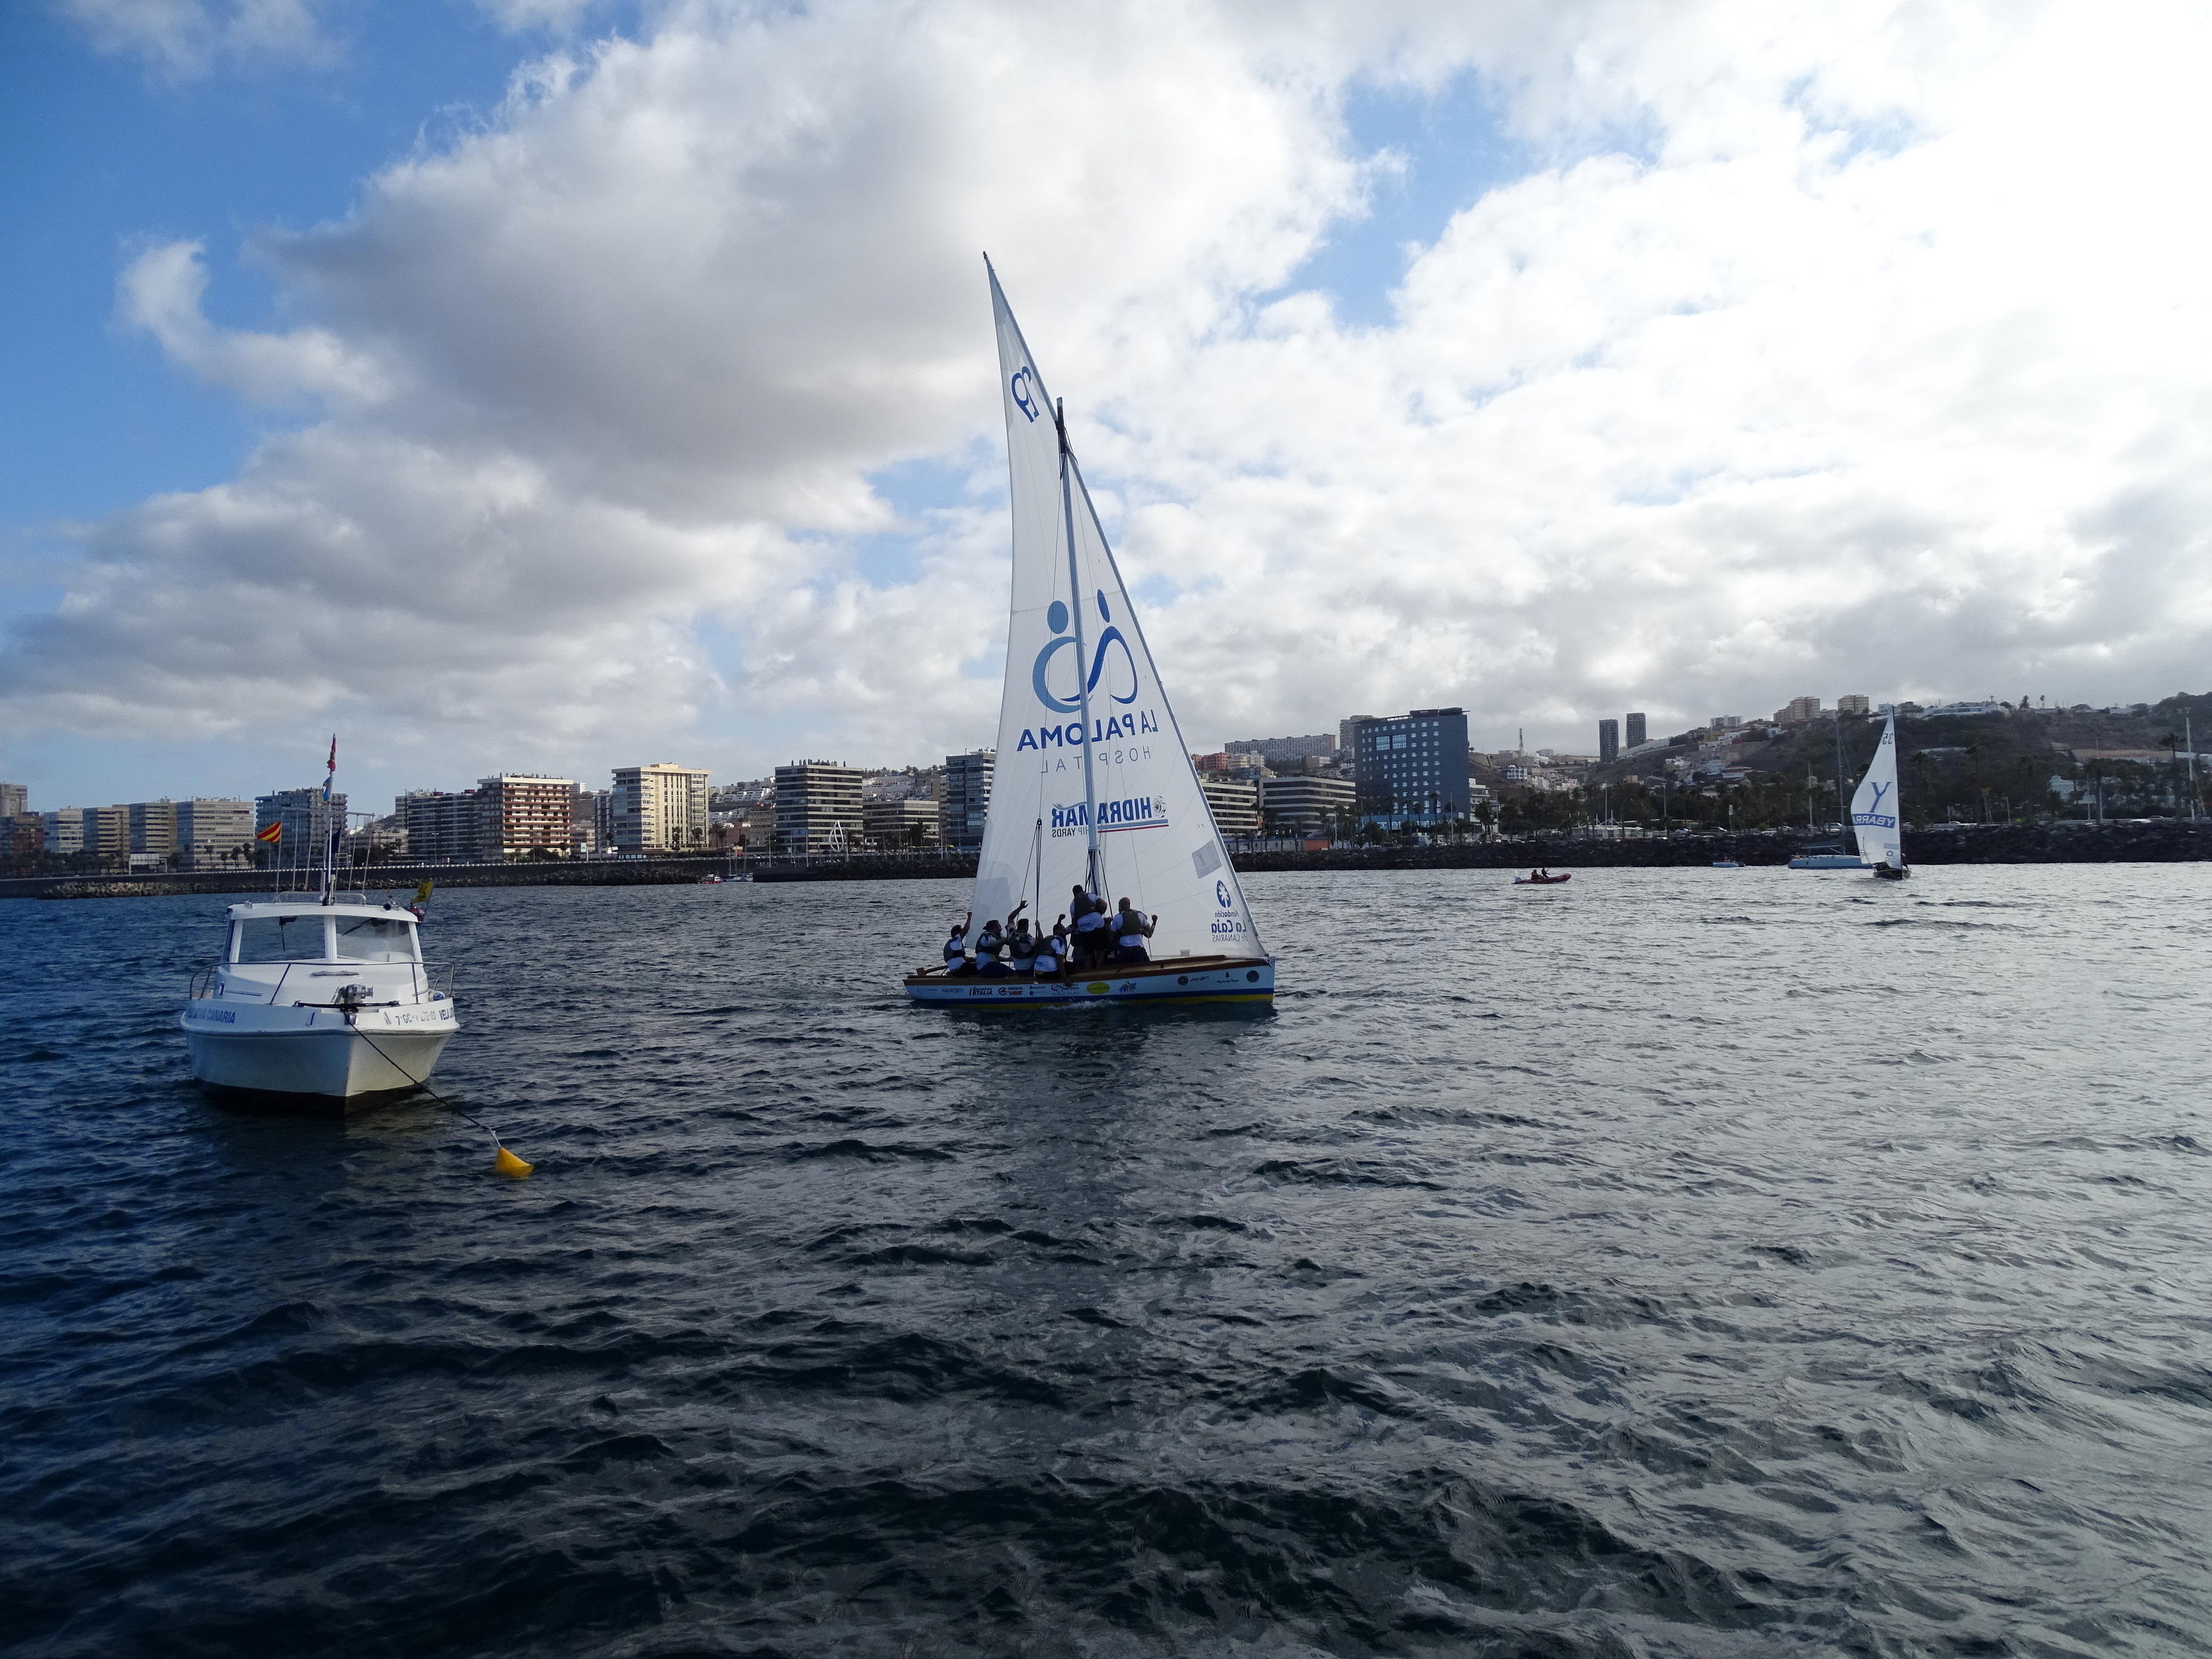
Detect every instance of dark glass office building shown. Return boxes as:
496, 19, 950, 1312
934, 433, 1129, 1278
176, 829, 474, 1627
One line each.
1351, 708, 1470, 823
1598, 718, 1619, 762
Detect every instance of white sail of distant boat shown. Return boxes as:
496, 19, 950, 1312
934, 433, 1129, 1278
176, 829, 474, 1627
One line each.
1851, 714, 1908, 877
903, 261, 1273, 1005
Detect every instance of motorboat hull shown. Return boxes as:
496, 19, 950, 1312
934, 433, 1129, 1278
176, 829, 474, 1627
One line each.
183, 1003, 455, 1114
905, 956, 1272, 1008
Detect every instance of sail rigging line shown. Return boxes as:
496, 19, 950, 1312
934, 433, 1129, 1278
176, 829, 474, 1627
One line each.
1013, 815, 1042, 925
1056, 396, 1105, 900
1031, 817, 1044, 925
1067, 452, 1269, 957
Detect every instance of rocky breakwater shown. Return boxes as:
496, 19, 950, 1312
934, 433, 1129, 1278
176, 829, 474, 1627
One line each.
1232, 820, 2212, 874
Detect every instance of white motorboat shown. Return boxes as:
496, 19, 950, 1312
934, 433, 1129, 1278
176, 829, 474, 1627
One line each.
181, 899, 458, 1111
904, 262, 1272, 1008
181, 740, 458, 1110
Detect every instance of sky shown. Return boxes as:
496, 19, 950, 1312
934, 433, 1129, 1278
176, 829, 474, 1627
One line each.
4, 0, 2210, 813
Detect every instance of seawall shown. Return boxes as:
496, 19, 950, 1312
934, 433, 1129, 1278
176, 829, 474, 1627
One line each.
6, 822, 2204, 899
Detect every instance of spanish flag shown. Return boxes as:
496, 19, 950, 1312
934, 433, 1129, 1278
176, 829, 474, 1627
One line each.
256, 822, 283, 844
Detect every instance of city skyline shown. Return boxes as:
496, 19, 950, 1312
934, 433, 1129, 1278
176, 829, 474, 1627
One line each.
5, 677, 2184, 811
5, 2, 2209, 808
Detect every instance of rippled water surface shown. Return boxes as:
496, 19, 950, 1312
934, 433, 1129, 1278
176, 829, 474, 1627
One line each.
5, 866, 2212, 1657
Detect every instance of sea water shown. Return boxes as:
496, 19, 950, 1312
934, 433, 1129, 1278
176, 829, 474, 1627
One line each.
4, 866, 2210, 1657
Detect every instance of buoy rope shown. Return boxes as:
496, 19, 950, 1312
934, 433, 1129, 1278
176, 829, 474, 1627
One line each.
346, 1014, 531, 1176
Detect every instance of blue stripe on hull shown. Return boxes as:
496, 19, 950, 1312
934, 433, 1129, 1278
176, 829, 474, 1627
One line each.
904, 964, 1272, 1008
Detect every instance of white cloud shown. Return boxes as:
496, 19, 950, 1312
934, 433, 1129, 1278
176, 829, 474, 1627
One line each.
472, 0, 609, 33
58, 0, 341, 78
10, 0, 2212, 798
117, 241, 392, 406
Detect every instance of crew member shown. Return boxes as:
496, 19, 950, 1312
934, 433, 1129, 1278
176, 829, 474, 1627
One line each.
1070, 888, 1111, 968
943, 914, 973, 974
974, 919, 1010, 976
1031, 929, 1067, 980
1113, 896, 1155, 964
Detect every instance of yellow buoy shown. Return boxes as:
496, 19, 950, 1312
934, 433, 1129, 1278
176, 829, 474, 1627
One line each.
495, 1145, 534, 1179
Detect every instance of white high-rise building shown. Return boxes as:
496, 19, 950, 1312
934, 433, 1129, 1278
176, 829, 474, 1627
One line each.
612, 763, 711, 854
774, 762, 865, 854
176, 799, 252, 869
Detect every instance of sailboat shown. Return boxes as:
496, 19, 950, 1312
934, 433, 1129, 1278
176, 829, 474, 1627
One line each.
1851, 714, 1909, 879
903, 263, 1274, 1007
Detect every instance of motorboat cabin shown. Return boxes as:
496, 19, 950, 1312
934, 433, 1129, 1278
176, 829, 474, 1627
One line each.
181, 899, 458, 1113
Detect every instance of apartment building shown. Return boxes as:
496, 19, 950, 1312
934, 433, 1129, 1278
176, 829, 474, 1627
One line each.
572, 789, 611, 855
1598, 718, 1619, 762
0, 782, 26, 817
129, 800, 178, 859
612, 763, 711, 854
88, 806, 130, 860
176, 799, 252, 869
478, 774, 576, 857
1198, 774, 1261, 839
397, 788, 485, 860
256, 788, 348, 858
1224, 732, 1336, 765
863, 796, 941, 850
0, 813, 42, 860
41, 808, 87, 857
1261, 773, 1355, 834
939, 750, 993, 850
774, 762, 864, 854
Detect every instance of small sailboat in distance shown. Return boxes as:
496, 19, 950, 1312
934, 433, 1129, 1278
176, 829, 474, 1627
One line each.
903, 261, 1273, 1007
1852, 714, 1909, 880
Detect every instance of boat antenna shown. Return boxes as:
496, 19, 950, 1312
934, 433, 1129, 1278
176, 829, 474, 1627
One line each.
318, 732, 340, 906
1056, 397, 1105, 900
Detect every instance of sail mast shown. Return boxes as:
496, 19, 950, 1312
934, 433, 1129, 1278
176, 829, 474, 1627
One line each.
1056, 397, 1103, 894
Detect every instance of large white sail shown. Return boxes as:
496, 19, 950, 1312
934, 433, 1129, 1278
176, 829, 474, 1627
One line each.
969, 263, 1265, 961
1851, 714, 1905, 869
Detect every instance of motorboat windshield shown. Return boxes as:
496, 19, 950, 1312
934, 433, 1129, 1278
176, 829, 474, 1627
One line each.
333, 914, 420, 962
224, 904, 422, 965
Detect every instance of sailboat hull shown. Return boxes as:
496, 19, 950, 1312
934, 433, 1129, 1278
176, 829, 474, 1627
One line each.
905, 956, 1273, 1008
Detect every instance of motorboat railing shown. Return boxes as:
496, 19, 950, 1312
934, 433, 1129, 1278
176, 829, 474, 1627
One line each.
189, 968, 218, 1000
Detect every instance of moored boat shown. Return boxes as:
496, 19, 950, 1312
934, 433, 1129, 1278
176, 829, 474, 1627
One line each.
180, 737, 459, 1111
903, 263, 1272, 1008
1786, 846, 1861, 870
182, 899, 457, 1112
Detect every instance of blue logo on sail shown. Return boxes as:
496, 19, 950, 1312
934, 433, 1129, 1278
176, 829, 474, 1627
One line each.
1853, 780, 1897, 830
1052, 797, 1167, 834
1010, 366, 1040, 423
1031, 590, 1139, 714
